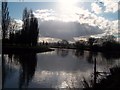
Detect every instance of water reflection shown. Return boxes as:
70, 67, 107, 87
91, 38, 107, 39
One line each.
56, 49, 69, 57
86, 52, 98, 64
73, 50, 120, 66
3, 49, 120, 88
101, 52, 120, 60
74, 50, 84, 58
3, 53, 37, 88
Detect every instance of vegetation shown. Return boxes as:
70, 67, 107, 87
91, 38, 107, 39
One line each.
74, 40, 85, 50
2, 2, 53, 53
83, 66, 120, 89
4, 8, 39, 46
2, 2, 10, 41
74, 36, 120, 52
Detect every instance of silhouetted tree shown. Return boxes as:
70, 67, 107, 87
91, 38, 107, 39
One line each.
2, 2, 10, 40
21, 8, 39, 46
21, 8, 30, 45
29, 10, 39, 46
9, 19, 18, 44
88, 37, 95, 47
75, 40, 85, 50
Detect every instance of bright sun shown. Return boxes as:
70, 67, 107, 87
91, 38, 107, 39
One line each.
58, 0, 78, 22
58, 0, 78, 14
59, 0, 77, 8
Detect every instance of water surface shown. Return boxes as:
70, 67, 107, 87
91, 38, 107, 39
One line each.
3, 49, 120, 88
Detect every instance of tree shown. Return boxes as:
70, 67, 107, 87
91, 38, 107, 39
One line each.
29, 10, 39, 46
21, 8, 30, 45
9, 19, 17, 44
75, 40, 85, 50
2, 2, 10, 40
21, 8, 39, 46
88, 37, 95, 47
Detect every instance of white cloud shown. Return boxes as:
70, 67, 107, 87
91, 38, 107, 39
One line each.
90, 0, 118, 14
91, 3, 102, 14
101, 0, 118, 13
11, 19, 23, 30
38, 37, 61, 43
33, 6, 118, 40
33, 9, 57, 21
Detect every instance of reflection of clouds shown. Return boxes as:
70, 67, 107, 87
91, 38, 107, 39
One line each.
32, 70, 93, 88
0, 55, 1, 89
56, 49, 69, 57
33, 49, 119, 88
36, 49, 120, 72
3, 49, 120, 88
36, 50, 94, 72
0, 55, 1, 66
37, 50, 56, 55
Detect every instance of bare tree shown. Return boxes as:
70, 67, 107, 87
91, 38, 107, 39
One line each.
2, 2, 10, 40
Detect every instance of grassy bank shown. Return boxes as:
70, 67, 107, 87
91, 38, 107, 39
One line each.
83, 66, 120, 89
3, 44, 54, 53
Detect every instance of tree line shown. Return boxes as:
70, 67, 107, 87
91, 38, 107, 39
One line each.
2, 2, 39, 46
74, 36, 120, 52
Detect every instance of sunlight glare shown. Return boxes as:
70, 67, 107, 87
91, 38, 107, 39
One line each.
59, 0, 77, 8
58, 0, 79, 22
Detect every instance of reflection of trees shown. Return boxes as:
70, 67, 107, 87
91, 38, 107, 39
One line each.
2, 53, 14, 88
56, 49, 69, 57
86, 52, 97, 63
16, 53, 37, 88
101, 52, 120, 60
3, 53, 37, 88
2, 54, 6, 89
74, 50, 84, 58
86, 51, 120, 64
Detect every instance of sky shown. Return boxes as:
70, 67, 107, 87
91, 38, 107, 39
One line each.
7, 0, 120, 42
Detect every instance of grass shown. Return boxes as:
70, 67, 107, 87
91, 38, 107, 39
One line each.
83, 66, 120, 89
3, 44, 54, 53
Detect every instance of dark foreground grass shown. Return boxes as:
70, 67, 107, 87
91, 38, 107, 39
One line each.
83, 66, 120, 89
2, 45, 54, 53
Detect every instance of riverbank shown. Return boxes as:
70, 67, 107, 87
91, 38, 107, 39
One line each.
2, 45, 54, 54
51, 46, 120, 54
83, 66, 120, 89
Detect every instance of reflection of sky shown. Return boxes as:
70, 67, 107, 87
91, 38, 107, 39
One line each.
0, 55, 1, 89
3, 57, 21, 88
4, 49, 120, 88
29, 49, 119, 88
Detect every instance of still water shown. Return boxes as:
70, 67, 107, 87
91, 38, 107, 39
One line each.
3, 49, 120, 88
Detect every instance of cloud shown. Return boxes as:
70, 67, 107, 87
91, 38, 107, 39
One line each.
14, 19, 23, 30
32, 5, 118, 41
33, 9, 57, 21
101, 0, 118, 13
38, 20, 103, 41
35, 8, 118, 34
10, 19, 23, 30
38, 37, 61, 43
91, 3, 102, 14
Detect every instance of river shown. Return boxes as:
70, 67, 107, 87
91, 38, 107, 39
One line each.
2, 49, 120, 88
